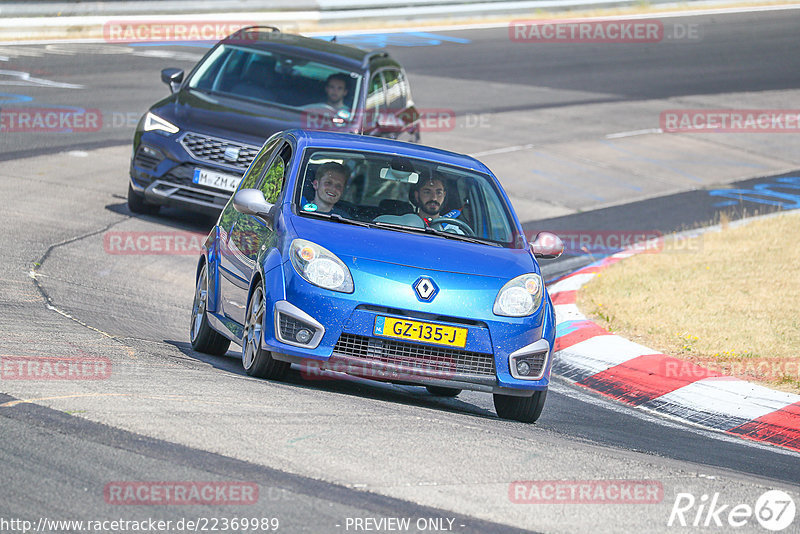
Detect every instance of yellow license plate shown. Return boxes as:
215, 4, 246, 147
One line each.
373, 316, 468, 348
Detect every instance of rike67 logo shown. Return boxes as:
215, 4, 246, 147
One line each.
668, 490, 796, 531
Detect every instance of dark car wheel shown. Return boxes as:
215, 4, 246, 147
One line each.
127, 183, 159, 214
425, 386, 462, 397
190, 264, 231, 356
493, 390, 547, 423
242, 282, 289, 380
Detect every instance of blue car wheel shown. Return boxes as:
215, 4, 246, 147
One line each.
242, 282, 289, 379
190, 264, 230, 356
493, 390, 548, 423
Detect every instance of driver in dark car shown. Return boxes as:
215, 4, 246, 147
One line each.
323, 73, 350, 113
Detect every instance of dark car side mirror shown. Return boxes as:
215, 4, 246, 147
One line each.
161, 68, 184, 94
233, 189, 276, 229
530, 232, 564, 259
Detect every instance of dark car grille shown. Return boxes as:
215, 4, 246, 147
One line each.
332, 333, 495, 377
134, 149, 161, 171
180, 132, 260, 170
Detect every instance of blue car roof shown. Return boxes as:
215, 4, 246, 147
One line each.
286, 129, 494, 175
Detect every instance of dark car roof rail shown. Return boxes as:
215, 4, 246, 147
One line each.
361, 49, 389, 68
228, 25, 281, 39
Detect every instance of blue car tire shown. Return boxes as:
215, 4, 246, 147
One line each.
190, 264, 231, 356
493, 390, 548, 423
242, 282, 289, 379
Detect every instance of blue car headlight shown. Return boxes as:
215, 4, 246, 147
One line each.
493, 273, 543, 317
143, 112, 179, 135
290, 239, 354, 293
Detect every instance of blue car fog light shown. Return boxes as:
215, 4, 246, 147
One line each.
295, 328, 313, 344
508, 338, 551, 381
274, 301, 325, 349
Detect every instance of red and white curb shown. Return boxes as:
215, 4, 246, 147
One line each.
549, 250, 800, 453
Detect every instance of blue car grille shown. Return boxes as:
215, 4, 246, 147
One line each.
332, 333, 495, 377
180, 132, 260, 170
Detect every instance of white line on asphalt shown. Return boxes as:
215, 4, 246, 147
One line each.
0, 69, 84, 88
605, 128, 663, 139
469, 143, 536, 158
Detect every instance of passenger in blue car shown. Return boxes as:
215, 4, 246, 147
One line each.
301, 161, 350, 216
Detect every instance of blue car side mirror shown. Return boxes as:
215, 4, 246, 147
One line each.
233, 189, 275, 229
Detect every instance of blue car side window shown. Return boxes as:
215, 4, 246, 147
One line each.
258, 144, 291, 204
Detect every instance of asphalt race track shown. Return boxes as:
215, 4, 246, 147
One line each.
1, 8, 799, 534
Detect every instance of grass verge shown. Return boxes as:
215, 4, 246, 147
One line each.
577, 211, 800, 394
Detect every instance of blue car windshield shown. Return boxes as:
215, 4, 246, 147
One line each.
295, 149, 520, 247
187, 44, 362, 123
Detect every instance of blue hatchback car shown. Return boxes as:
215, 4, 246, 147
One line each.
190, 129, 564, 422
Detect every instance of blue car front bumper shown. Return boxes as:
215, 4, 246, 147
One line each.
260, 260, 555, 396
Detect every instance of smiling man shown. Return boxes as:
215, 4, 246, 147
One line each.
302, 162, 349, 215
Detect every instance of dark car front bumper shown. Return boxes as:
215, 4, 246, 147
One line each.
130, 129, 262, 214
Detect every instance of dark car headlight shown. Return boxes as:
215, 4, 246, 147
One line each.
290, 239, 354, 293
143, 112, 179, 135
493, 273, 543, 317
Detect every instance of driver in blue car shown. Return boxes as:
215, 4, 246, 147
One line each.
301, 162, 350, 216
411, 175, 467, 234
413, 175, 447, 224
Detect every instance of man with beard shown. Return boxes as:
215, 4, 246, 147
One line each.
410, 174, 467, 235
412, 175, 448, 225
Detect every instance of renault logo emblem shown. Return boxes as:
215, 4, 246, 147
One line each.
413, 277, 439, 302
223, 146, 241, 162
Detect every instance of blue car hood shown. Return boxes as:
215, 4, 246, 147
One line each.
289, 215, 536, 278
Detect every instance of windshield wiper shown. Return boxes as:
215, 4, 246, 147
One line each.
374, 221, 498, 246
300, 211, 372, 228
372, 221, 429, 234
421, 225, 499, 246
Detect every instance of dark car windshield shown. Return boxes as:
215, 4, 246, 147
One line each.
295, 149, 520, 247
187, 44, 363, 124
